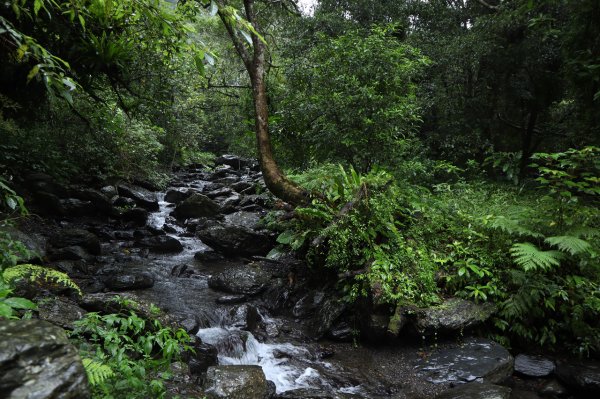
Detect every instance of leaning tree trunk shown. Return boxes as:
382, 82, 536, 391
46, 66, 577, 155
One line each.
217, 0, 308, 206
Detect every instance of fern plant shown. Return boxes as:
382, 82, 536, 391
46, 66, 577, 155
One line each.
3, 264, 82, 296
82, 358, 115, 386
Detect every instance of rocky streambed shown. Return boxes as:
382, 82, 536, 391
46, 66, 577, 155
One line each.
2, 155, 599, 399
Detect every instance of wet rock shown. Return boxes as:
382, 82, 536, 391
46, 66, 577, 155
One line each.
198, 222, 273, 256
165, 188, 192, 204
328, 321, 354, 342
33, 191, 65, 215
387, 304, 408, 337
49, 245, 94, 261
174, 193, 220, 219
555, 360, 600, 395
117, 184, 159, 211
132, 178, 161, 192
220, 194, 241, 211
214, 176, 241, 185
38, 297, 87, 330
171, 264, 193, 278
0, 226, 46, 262
209, 264, 271, 295
215, 154, 256, 170
113, 196, 136, 208
100, 185, 117, 197
415, 338, 514, 385
181, 318, 200, 335
514, 354, 555, 378
49, 228, 101, 255
205, 187, 234, 199
216, 294, 247, 304
25, 172, 69, 197
194, 248, 224, 262
434, 383, 511, 399
231, 181, 253, 193
104, 272, 155, 290
137, 235, 183, 253
415, 298, 495, 334
231, 304, 261, 331
539, 379, 567, 397
121, 207, 149, 226
276, 389, 361, 398
364, 313, 390, 342
70, 187, 113, 214
239, 194, 271, 208
60, 198, 96, 216
203, 365, 274, 399
0, 319, 90, 399
187, 340, 218, 375
225, 211, 262, 230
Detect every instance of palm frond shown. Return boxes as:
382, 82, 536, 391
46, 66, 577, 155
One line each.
545, 235, 593, 256
510, 242, 562, 271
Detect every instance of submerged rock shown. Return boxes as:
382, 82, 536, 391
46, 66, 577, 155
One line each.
0, 319, 90, 399
514, 354, 555, 378
415, 298, 495, 334
415, 338, 513, 385
434, 383, 511, 399
203, 365, 275, 399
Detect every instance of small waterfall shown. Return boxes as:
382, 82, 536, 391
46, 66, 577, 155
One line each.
197, 326, 335, 394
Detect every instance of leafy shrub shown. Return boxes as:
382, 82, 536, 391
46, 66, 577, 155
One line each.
279, 165, 440, 306
71, 307, 193, 398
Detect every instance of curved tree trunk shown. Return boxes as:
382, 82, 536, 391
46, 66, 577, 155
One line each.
217, 0, 308, 206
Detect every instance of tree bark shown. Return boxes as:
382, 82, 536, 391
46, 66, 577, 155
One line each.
217, 0, 308, 206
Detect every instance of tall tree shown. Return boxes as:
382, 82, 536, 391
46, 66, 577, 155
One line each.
215, 0, 308, 205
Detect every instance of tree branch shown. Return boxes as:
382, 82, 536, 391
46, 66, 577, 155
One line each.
476, 0, 499, 11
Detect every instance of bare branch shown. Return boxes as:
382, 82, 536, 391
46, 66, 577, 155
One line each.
476, 0, 499, 11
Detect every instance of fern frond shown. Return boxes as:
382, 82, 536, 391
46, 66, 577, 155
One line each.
564, 226, 600, 239
510, 243, 562, 271
545, 236, 593, 256
82, 358, 114, 385
488, 216, 544, 238
2, 264, 82, 296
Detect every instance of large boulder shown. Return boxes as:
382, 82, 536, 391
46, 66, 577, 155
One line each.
415, 298, 495, 334
174, 193, 220, 219
434, 383, 511, 399
197, 222, 272, 256
49, 228, 101, 256
70, 187, 113, 214
415, 338, 513, 385
208, 264, 271, 296
117, 184, 159, 211
165, 188, 193, 204
514, 354, 555, 378
0, 319, 90, 399
203, 365, 275, 399
224, 211, 262, 230
38, 297, 88, 330
555, 360, 600, 395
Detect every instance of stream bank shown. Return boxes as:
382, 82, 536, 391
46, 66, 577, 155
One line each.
2, 155, 599, 399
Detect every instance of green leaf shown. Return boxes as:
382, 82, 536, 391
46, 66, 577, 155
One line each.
34, 0, 43, 16
3, 297, 37, 310
210, 1, 219, 16
0, 302, 14, 318
240, 30, 253, 46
